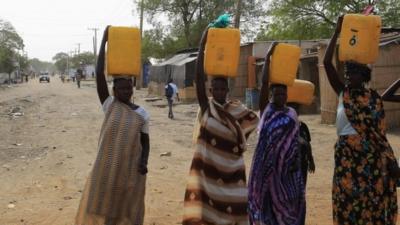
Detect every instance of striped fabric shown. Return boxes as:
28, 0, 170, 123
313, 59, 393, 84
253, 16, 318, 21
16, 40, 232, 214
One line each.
75, 99, 146, 225
183, 99, 259, 225
248, 104, 304, 225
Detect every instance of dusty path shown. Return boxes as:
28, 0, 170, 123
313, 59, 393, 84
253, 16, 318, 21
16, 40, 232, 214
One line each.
0, 78, 399, 225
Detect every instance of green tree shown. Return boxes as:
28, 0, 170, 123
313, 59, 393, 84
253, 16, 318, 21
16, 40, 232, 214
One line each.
257, 0, 400, 41
0, 19, 24, 82
142, 28, 165, 61
0, 19, 24, 50
71, 51, 95, 68
0, 46, 16, 74
137, 0, 264, 55
141, 25, 188, 61
29, 58, 56, 74
140, 0, 214, 47
52, 52, 69, 74
16, 53, 29, 72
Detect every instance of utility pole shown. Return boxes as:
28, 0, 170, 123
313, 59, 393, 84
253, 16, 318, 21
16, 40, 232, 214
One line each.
67, 50, 74, 77
139, 0, 144, 38
66, 52, 70, 77
88, 28, 99, 66
136, 0, 144, 90
76, 43, 81, 54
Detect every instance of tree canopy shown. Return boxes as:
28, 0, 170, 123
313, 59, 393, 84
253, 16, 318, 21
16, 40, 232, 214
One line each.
0, 19, 24, 74
70, 51, 95, 68
29, 58, 56, 74
52, 52, 69, 74
257, 0, 400, 41
53, 51, 95, 74
136, 0, 264, 60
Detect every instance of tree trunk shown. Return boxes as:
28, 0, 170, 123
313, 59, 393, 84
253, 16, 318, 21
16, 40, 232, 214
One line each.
181, 1, 192, 47
8, 73, 11, 85
184, 22, 192, 47
199, 0, 203, 21
234, 0, 242, 28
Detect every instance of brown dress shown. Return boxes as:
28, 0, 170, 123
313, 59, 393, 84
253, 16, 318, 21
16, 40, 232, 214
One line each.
183, 99, 259, 225
76, 98, 146, 225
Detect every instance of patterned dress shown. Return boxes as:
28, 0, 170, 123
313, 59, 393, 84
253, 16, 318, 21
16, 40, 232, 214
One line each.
183, 99, 259, 225
248, 104, 305, 225
332, 88, 398, 225
75, 97, 149, 225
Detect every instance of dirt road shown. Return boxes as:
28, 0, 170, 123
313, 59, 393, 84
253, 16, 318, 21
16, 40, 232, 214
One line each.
0, 78, 399, 225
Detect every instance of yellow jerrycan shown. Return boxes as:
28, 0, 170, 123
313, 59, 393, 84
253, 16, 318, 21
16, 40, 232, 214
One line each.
107, 26, 141, 76
269, 43, 301, 86
204, 28, 240, 77
287, 79, 315, 105
339, 14, 381, 64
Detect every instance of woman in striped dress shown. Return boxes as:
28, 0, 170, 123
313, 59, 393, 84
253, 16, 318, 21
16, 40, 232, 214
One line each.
75, 26, 150, 225
248, 42, 305, 225
182, 28, 259, 225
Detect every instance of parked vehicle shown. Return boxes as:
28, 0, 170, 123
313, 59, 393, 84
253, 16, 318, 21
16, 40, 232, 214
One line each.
39, 72, 50, 83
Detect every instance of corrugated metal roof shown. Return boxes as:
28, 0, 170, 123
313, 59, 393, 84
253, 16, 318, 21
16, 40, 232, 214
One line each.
379, 32, 400, 46
173, 56, 197, 66
154, 52, 198, 66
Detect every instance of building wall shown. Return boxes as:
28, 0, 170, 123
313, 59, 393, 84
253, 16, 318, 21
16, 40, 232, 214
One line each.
298, 56, 320, 114
229, 44, 253, 101
372, 44, 400, 129
0, 72, 17, 84
148, 81, 163, 96
317, 44, 339, 124
83, 65, 95, 78
252, 40, 321, 58
148, 81, 197, 102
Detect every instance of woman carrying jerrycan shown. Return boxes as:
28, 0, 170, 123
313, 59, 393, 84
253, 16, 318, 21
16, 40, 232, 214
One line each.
75, 26, 150, 225
324, 15, 400, 225
182, 15, 260, 225
248, 42, 306, 225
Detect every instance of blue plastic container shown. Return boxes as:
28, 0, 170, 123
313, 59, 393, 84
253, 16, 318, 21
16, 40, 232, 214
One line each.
245, 88, 260, 111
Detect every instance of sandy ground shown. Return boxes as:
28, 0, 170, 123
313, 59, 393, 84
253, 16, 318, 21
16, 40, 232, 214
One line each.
0, 77, 399, 225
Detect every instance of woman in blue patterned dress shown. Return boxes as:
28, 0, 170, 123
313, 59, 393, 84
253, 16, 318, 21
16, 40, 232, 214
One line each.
248, 42, 305, 225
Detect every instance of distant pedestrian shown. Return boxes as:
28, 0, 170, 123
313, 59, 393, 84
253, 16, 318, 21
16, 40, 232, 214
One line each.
165, 78, 179, 119
76, 68, 83, 88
